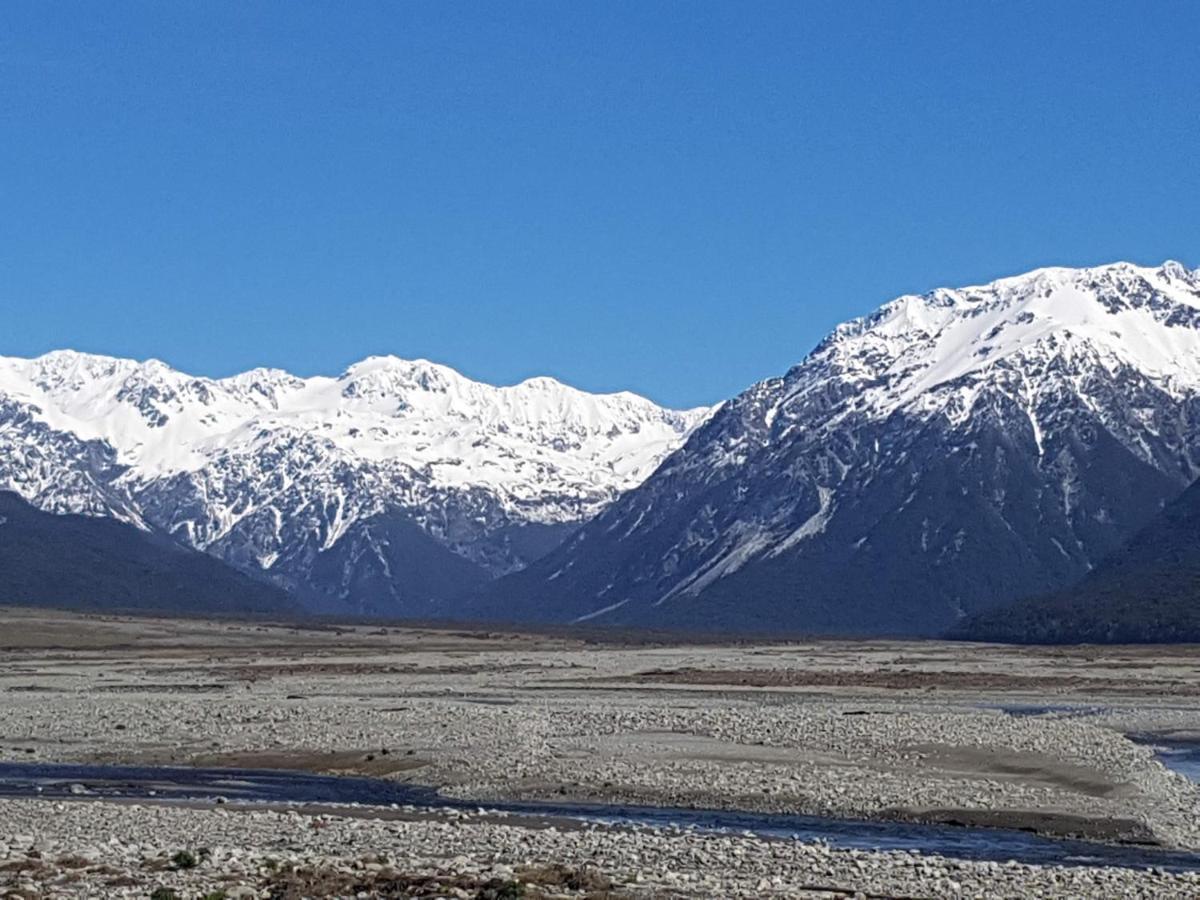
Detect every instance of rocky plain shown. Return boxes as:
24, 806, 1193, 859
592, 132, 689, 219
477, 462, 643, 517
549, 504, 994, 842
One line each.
1, 606, 1199, 898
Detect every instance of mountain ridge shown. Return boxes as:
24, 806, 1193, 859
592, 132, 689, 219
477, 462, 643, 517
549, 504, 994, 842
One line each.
0, 350, 709, 615
467, 260, 1200, 635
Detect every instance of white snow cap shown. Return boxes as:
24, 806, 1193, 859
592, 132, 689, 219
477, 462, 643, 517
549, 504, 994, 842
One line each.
0, 350, 711, 493
806, 260, 1200, 416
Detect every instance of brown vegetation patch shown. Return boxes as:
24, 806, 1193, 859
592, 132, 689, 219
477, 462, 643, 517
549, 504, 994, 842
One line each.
187, 748, 430, 777
53, 854, 96, 870
171, 660, 558, 681
103, 874, 143, 887
614, 667, 1200, 694
87, 746, 431, 777
0, 858, 50, 876
258, 862, 626, 899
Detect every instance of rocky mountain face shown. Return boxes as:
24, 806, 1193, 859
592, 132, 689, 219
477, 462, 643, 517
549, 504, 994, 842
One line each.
470, 261, 1200, 636
958, 476, 1200, 643
0, 352, 707, 615
0, 490, 296, 615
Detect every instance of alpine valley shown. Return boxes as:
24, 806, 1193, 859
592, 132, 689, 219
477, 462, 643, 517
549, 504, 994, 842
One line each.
0, 353, 709, 615
470, 260, 1200, 636
5, 260, 1200, 636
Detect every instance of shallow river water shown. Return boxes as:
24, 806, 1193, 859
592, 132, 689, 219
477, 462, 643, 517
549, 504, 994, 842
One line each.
2, 761, 1199, 873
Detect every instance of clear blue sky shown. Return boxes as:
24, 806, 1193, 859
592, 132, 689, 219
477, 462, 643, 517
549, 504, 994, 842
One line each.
2, 2, 1197, 408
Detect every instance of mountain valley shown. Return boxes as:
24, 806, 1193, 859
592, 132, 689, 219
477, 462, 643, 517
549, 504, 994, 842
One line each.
4, 261, 1199, 637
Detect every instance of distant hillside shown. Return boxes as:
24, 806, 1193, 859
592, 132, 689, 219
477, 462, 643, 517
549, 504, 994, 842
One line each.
957, 478, 1200, 643
0, 491, 296, 615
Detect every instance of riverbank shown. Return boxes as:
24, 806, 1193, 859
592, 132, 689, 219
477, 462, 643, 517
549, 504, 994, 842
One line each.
5, 795, 1200, 898
2, 607, 1199, 896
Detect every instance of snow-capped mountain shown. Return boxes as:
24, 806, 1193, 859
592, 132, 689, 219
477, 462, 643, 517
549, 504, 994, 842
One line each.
0, 351, 709, 614
471, 261, 1200, 635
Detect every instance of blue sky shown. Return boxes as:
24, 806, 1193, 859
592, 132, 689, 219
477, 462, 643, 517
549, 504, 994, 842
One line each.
2, 2, 1198, 408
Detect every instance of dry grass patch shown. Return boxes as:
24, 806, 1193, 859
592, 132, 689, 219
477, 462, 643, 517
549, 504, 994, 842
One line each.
257, 861, 629, 899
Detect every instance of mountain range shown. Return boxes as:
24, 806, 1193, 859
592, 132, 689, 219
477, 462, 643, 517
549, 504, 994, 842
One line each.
2, 259, 1199, 638
0, 352, 707, 615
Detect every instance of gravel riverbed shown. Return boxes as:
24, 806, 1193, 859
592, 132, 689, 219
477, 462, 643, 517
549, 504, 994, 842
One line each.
2, 608, 1199, 897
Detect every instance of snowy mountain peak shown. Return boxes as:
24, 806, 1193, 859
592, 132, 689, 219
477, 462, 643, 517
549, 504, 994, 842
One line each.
477, 259, 1200, 636
0, 349, 708, 477
340, 354, 460, 388
1160, 259, 1193, 280
805, 260, 1200, 421
520, 375, 562, 389
218, 366, 303, 387
0, 348, 711, 608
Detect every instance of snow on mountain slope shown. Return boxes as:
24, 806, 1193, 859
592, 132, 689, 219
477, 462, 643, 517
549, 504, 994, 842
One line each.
0, 352, 704, 492
813, 259, 1200, 419
0, 352, 709, 614
472, 261, 1200, 635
